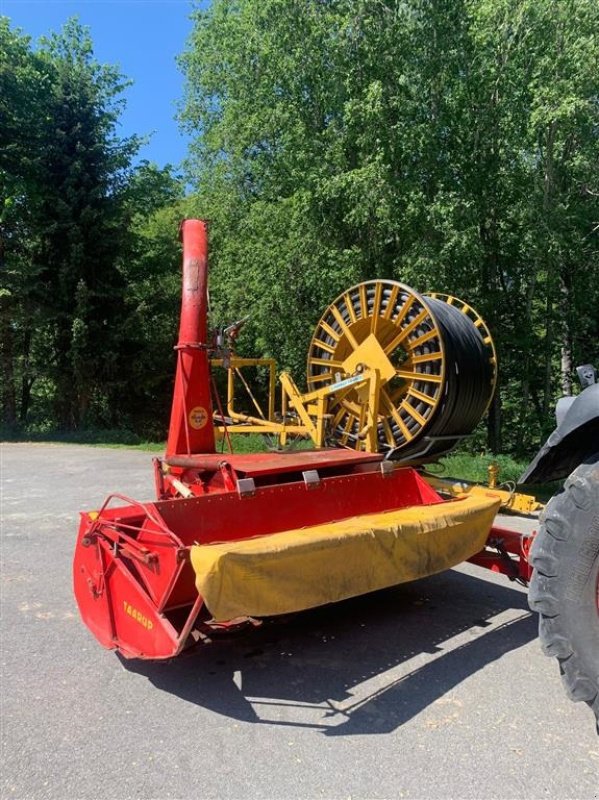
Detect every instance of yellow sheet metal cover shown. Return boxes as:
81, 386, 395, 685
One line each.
189, 494, 501, 621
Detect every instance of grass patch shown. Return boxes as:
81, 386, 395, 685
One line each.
1, 427, 164, 451
0, 428, 309, 454
2, 427, 559, 502
214, 432, 312, 454
427, 452, 528, 485
426, 452, 559, 502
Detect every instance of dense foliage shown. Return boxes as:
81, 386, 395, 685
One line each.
0, 18, 186, 437
2, 4, 598, 456
180, 0, 599, 454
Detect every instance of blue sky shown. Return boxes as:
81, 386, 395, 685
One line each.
1, 0, 203, 167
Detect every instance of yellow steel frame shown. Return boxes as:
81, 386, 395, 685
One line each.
210, 356, 383, 451
211, 357, 278, 427
210, 284, 498, 457
422, 473, 544, 515
307, 281, 447, 451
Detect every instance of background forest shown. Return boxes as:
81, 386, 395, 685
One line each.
1, 0, 598, 457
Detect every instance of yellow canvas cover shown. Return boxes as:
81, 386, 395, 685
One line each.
189, 494, 501, 621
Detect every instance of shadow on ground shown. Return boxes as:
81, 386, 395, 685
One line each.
120, 568, 536, 735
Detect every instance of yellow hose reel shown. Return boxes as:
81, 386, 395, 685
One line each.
307, 281, 497, 461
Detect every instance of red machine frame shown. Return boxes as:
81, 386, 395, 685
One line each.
73, 220, 535, 660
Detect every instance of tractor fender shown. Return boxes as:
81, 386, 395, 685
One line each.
519, 383, 599, 485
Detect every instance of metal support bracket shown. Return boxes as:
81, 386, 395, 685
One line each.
302, 470, 321, 489
236, 477, 256, 498
380, 460, 394, 477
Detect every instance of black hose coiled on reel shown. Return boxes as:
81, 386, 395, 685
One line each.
389, 297, 495, 463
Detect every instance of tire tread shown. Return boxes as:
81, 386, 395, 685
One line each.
529, 456, 599, 729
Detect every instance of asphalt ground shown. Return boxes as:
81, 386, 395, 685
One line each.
1, 443, 597, 800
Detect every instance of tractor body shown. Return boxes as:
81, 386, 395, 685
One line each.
519, 379, 599, 484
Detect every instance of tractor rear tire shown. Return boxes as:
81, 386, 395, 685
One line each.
528, 453, 599, 731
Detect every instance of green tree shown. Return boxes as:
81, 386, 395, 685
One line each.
180, 0, 599, 455
115, 162, 187, 436
32, 19, 141, 428
0, 19, 51, 427
1, 17, 189, 437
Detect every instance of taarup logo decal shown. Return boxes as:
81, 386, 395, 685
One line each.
188, 405, 208, 430
123, 601, 153, 630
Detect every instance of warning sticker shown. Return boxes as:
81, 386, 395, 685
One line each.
189, 406, 209, 430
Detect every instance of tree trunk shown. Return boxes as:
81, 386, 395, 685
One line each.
541, 120, 558, 418
19, 327, 33, 424
487, 389, 502, 453
560, 342, 572, 396
542, 303, 553, 419
0, 298, 17, 427
559, 275, 572, 396
54, 323, 77, 429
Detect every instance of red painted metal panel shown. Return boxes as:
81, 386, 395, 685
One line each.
155, 467, 443, 545
74, 513, 201, 659
165, 448, 383, 477
469, 524, 535, 583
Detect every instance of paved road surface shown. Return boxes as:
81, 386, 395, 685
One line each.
1, 443, 597, 800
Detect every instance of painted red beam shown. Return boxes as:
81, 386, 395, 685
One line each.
468, 524, 536, 583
